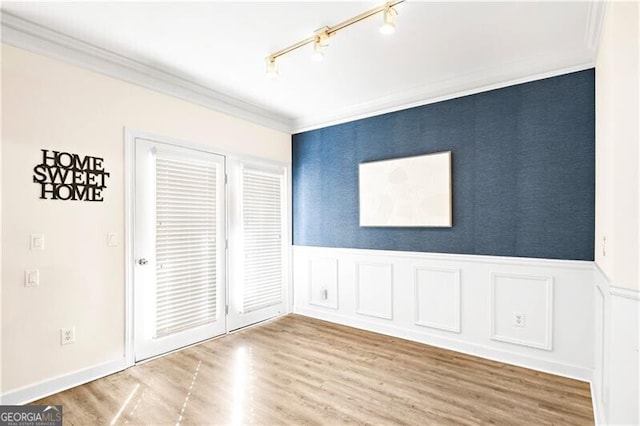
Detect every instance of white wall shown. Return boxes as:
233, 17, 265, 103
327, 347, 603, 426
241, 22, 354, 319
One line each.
0, 44, 290, 401
594, 2, 640, 424
595, 2, 640, 291
294, 246, 595, 381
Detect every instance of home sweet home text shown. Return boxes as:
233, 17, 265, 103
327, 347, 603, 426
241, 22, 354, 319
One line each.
33, 150, 110, 201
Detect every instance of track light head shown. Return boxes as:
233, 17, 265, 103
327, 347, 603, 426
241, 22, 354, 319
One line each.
311, 41, 324, 62
265, 57, 279, 79
380, 5, 397, 35
311, 30, 329, 62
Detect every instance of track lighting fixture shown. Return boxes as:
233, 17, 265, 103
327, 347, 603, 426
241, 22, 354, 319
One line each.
265, 1, 404, 77
311, 29, 329, 62
265, 56, 278, 79
311, 38, 325, 62
380, 5, 397, 35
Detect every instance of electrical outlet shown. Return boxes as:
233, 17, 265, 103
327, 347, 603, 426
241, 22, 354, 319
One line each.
61, 327, 75, 345
602, 236, 607, 257
321, 287, 328, 300
513, 312, 525, 328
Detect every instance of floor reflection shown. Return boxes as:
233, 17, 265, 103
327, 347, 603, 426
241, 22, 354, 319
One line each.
109, 384, 138, 425
33, 315, 594, 425
230, 345, 254, 425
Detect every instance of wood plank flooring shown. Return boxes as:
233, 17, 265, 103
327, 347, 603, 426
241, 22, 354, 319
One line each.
34, 314, 594, 425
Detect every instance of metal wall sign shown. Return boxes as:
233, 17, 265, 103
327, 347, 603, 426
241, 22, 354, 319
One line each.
32, 149, 110, 201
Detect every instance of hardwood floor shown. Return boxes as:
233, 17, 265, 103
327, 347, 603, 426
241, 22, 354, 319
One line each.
34, 314, 594, 425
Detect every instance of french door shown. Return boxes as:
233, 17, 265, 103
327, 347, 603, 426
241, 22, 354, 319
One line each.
133, 137, 288, 362
134, 139, 226, 361
227, 160, 288, 330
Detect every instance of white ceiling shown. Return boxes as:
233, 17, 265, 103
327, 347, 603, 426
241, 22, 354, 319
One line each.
1, 1, 602, 132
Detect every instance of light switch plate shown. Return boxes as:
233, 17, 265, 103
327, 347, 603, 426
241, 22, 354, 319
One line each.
24, 270, 39, 287
30, 234, 45, 250
107, 233, 118, 247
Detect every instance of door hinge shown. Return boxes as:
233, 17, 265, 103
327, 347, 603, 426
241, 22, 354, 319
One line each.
225, 305, 229, 315
225, 174, 228, 184
225, 239, 228, 250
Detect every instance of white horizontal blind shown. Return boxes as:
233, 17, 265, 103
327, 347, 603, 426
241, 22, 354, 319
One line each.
241, 168, 283, 313
155, 153, 218, 338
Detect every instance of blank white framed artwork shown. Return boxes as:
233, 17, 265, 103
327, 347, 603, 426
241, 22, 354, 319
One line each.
359, 151, 452, 227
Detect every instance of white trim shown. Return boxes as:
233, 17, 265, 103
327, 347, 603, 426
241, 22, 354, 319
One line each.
293, 245, 593, 271
308, 258, 339, 310
490, 273, 554, 351
593, 282, 608, 426
585, 1, 607, 52
355, 262, 394, 320
0, 358, 126, 405
413, 267, 461, 333
594, 263, 640, 300
294, 307, 592, 382
124, 128, 289, 169
124, 127, 293, 367
594, 262, 612, 283
124, 128, 136, 367
292, 63, 595, 133
1, 11, 599, 135
609, 285, 640, 301
285, 166, 294, 315
0, 12, 293, 133
124, 127, 291, 366
294, 246, 593, 379
591, 382, 605, 426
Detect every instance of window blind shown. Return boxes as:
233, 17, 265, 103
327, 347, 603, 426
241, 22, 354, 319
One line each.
241, 168, 283, 313
155, 153, 218, 338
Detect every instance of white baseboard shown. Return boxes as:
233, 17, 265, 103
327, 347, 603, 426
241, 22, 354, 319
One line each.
590, 380, 608, 426
1, 358, 126, 405
295, 306, 592, 382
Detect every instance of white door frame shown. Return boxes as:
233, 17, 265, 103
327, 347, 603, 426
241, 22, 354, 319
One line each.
124, 128, 292, 367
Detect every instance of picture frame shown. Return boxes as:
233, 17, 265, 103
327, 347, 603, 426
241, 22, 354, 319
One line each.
359, 151, 452, 227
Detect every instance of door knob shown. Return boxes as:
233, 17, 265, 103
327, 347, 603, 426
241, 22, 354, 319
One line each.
138, 258, 149, 265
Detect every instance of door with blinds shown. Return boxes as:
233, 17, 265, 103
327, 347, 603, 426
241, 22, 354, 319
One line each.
228, 160, 287, 331
134, 139, 226, 361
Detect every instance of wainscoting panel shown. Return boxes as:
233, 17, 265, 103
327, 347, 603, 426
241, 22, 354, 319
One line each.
308, 257, 339, 309
414, 267, 461, 332
356, 262, 393, 320
592, 271, 609, 425
293, 246, 595, 381
491, 273, 553, 350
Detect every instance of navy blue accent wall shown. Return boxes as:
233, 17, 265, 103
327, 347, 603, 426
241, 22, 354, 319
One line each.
292, 69, 595, 261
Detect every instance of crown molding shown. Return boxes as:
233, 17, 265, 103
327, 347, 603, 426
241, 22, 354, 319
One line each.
292, 60, 595, 133
291, 1, 603, 133
585, 1, 607, 53
0, 11, 294, 133
1, 8, 603, 136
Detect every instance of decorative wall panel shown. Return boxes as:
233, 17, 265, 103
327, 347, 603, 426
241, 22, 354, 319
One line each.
414, 267, 461, 332
356, 262, 393, 320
